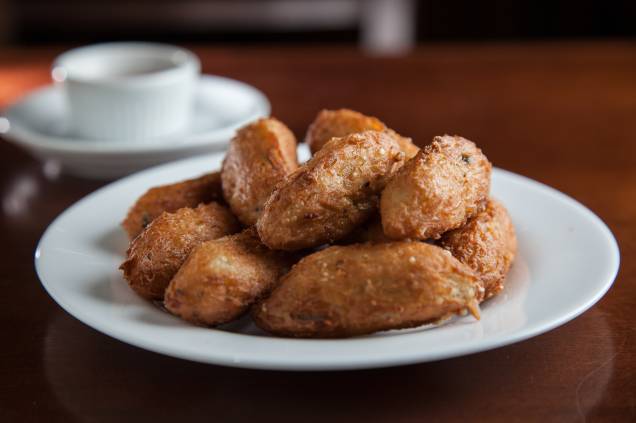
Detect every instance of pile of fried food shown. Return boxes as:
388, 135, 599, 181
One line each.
120, 109, 517, 338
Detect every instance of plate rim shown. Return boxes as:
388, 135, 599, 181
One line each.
2, 74, 270, 155
34, 155, 621, 371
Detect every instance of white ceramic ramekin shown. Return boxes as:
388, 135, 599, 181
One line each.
52, 42, 200, 142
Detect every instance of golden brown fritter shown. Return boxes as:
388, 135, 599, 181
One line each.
305, 109, 384, 154
252, 242, 481, 338
120, 203, 240, 300
439, 199, 516, 300
221, 118, 298, 225
305, 109, 419, 159
381, 135, 492, 240
257, 130, 407, 251
164, 228, 295, 326
122, 172, 223, 239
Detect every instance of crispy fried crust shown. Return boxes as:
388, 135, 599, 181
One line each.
221, 118, 298, 225
164, 228, 294, 326
252, 242, 481, 338
122, 172, 223, 239
339, 213, 392, 244
305, 109, 419, 159
439, 199, 516, 300
391, 129, 421, 160
120, 203, 240, 300
256, 130, 407, 251
381, 135, 492, 240
305, 109, 385, 154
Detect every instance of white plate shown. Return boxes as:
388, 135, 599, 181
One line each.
2, 75, 269, 179
35, 146, 620, 371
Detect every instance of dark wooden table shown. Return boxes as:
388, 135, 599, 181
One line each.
1, 42, 634, 422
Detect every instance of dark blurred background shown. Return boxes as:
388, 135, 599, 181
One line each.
1, 0, 635, 54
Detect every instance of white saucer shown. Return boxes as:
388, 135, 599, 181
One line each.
1, 75, 270, 179
34, 146, 620, 371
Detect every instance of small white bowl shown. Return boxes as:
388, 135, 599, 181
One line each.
1, 75, 270, 179
53, 42, 200, 141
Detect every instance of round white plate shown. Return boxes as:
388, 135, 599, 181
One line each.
2, 75, 269, 179
35, 146, 620, 371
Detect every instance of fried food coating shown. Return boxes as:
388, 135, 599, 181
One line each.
439, 199, 516, 300
122, 172, 223, 239
305, 109, 384, 154
257, 130, 407, 251
164, 228, 294, 326
381, 135, 492, 240
391, 129, 421, 160
120, 203, 240, 300
305, 108, 419, 159
252, 242, 481, 338
221, 118, 298, 225
340, 213, 392, 244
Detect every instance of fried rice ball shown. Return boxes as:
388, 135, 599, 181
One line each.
221, 117, 298, 225
164, 227, 295, 327
252, 242, 481, 338
439, 198, 517, 300
257, 130, 407, 251
122, 172, 223, 239
305, 108, 419, 159
381, 135, 492, 241
120, 203, 240, 300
